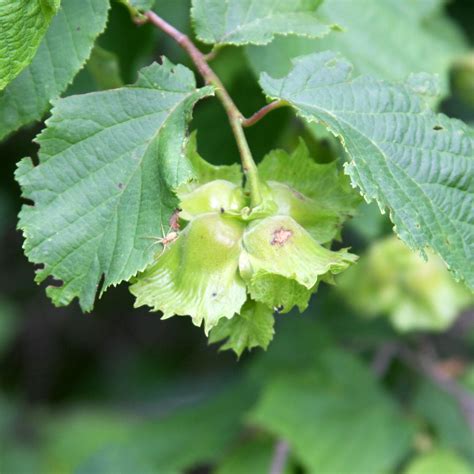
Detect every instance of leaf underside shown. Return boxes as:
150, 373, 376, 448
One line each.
260, 51, 474, 289
191, 0, 334, 46
16, 60, 213, 311
0, 0, 110, 141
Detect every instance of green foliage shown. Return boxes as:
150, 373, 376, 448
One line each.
41, 411, 132, 472
215, 437, 282, 474
250, 348, 416, 473
131, 211, 247, 333
258, 140, 361, 244
260, 51, 474, 290
209, 300, 275, 357
86, 46, 124, 90
404, 449, 472, 474
16, 60, 213, 311
339, 236, 473, 332
247, 0, 468, 97
0, 0, 60, 90
413, 381, 474, 461
131, 140, 356, 346
77, 383, 255, 473
125, 0, 155, 12
2, 1, 474, 473
191, 0, 334, 46
0, 0, 110, 141
452, 54, 474, 108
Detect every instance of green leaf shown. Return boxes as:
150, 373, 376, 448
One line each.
209, 300, 275, 357
452, 54, 474, 108
78, 383, 255, 474
247, 0, 467, 97
128, 0, 154, 11
250, 349, 415, 473
117, 0, 155, 14
215, 437, 286, 474
258, 140, 361, 243
260, 51, 474, 290
41, 411, 132, 473
16, 60, 213, 311
404, 450, 472, 474
0, 0, 110, 141
338, 236, 473, 332
247, 272, 312, 314
191, 0, 335, 46
0, 0, 60, 90
413, 381, 474, 461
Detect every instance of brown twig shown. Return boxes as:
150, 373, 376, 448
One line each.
371, 342, 398, 378
399, 346, 474, 433
144, 11, 262, 206
242, 100, 288, 127
269, 439, 290, 474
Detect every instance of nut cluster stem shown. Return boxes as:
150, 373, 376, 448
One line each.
145, 11, 262, 207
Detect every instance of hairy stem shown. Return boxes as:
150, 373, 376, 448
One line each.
145, 11, 262, 207
242, 100, 287, 127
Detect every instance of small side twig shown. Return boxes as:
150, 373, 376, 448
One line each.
269, 439, 290, 474
399, 347, 474, 433
371, 342, 398, 378
242, 100, 287, 127
203, 45, 221, 62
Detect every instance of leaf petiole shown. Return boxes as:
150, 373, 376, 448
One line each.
241, 100, 288, 127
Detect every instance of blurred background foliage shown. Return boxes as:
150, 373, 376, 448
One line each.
0, 1, 473, 473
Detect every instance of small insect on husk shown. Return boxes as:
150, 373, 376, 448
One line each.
156, 225, 179, 256
143, 222, 180, 258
